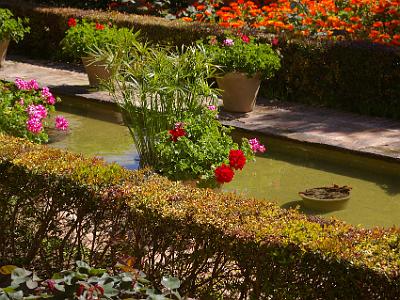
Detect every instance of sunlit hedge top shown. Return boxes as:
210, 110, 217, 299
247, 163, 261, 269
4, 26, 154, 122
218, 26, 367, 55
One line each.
1, 133, 400, 281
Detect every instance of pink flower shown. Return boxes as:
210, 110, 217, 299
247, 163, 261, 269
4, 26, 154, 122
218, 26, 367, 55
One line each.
47, 96, 56, 105
28, 79, 39, 90
271, 37, 279, 47
15, 78, 30, 90
18, 98, 24, 106
41, 87, 56, 105
174, 122, 184, 129
27, 104, 48, 120
15, 78, 40, 90
249, 138, 266, 153
55, 116, 69, 131
207, 105, 217, 111
26, 117, 43, 134
223, 38, 234, 46
241, 34, 250, 43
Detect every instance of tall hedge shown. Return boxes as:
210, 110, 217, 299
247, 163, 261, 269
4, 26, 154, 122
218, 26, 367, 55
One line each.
1, 133, 400, 299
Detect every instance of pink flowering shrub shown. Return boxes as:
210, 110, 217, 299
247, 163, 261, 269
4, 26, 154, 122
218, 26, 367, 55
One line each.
0, 79, 68, 143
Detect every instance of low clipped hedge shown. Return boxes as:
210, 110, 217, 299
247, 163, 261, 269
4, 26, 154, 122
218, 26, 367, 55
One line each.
1, 133, 400, 299
3, 0, 400, 120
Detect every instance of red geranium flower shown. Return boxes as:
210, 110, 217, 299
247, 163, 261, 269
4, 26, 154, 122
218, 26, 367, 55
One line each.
169, 127, 186, 142
215, 164, 234, 183
95, 23, 105, 30
68, 17, 77, 27
241, 34, 250, 43
229, 149, 246, 170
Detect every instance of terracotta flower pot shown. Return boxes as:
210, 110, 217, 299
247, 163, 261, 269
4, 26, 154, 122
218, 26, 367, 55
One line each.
0, 39, 10, 68
81, 56, 111, 87
216, 72, 261, 113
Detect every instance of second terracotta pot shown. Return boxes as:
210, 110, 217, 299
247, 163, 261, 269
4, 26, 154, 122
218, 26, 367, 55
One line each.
216, 72, 261, 113
0, 39, 10, 68
82, 56, 111, 87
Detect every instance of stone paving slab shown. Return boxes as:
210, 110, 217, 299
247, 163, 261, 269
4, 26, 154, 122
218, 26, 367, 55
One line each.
1, 56, 400, 162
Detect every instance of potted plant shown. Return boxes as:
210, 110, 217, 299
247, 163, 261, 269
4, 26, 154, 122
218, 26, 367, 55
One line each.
154, 106, 266, 189
0, 8, 30, 67
61, 18, 140, 87
201, 35, 281, 113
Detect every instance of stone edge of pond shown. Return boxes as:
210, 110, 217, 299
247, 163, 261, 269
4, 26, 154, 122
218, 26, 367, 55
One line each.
55, 88, 400, 165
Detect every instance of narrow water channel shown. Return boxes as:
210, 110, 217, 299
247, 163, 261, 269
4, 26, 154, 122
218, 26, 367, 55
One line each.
50, 96, 400, 228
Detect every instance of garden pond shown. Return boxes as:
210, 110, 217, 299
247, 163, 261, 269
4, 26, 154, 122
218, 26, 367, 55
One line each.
49, 96, 400, 228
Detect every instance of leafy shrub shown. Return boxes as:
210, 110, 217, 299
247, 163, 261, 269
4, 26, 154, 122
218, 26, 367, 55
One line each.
0, 8, 29, 43
200, 34, 281, 79
155, 107, 263, 187
0, 261, 182, 299
103, 42, 219, 167
60, 18, 141, 62
1, 134, 400, 299
0, 79, 68, 143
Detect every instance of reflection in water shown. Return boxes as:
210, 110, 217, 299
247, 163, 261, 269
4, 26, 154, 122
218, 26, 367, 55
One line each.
49, 96, 400, 228
49, 96, 139, 169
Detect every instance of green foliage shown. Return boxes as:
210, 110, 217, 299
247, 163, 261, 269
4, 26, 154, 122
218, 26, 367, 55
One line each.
1, 134, 400, 299
0, 8, 29, 43
0, 261, 182, 299
155, 108, 254, 186
103, 42, 219, 167
0, 81, 60, 144
60, 19, 141, 62
200, 35, 281, 79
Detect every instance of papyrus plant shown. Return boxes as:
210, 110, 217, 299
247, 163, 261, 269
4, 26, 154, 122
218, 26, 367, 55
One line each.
100, 41, 219, 167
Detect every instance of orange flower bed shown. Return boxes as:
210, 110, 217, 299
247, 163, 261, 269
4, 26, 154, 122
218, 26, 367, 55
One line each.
180, 0, 400, 45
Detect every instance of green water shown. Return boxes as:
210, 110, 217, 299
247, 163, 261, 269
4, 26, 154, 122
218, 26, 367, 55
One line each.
50, 96, 400, 228
50, 96, 139, 169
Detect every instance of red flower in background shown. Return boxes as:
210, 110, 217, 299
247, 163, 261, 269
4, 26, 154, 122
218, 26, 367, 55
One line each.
67, 17, 77, 27
95, 23, 105, 30
215, 164, 234, 183
229, 149, 246, 170
241, 34, 250, 43
271, 37, 279, 47
169, 127, 186, 142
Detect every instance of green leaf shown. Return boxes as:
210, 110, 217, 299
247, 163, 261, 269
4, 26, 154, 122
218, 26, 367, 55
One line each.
75, 261, 90, 270
11, 268, 31, 280
161, 276, 180, 290
26, 279, 38, 290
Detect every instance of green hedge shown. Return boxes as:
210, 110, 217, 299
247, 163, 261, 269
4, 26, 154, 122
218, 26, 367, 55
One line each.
1, 133, 400, 299
266, 40, 400, 119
